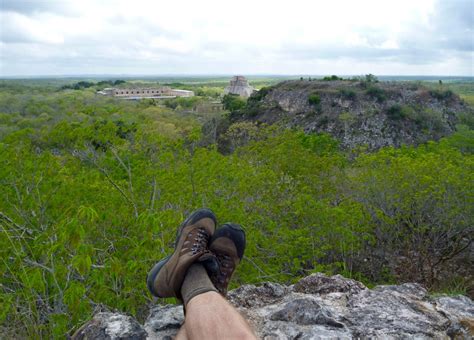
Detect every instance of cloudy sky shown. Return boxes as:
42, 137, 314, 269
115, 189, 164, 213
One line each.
0, 0, 473, 76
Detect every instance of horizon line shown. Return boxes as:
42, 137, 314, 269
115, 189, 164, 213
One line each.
1, 74, 473, 80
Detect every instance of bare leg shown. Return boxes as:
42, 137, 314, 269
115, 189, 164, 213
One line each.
184, 291, 256, 340
175, 324, 188, 340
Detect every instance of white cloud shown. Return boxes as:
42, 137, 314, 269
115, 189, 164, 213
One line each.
0, 0, 472, 76
0, 12, 65, 44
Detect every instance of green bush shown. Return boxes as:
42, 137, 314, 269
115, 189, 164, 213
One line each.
339, 88, 357, 100
366, 86, 386, 102
222, 94, 246, 112
429, 89, 454, 101
323, 75, 343, 81
387, 104, 411, 120
250, 86, 271, 102
308, 93, 321, 106
364, 74, 378, 83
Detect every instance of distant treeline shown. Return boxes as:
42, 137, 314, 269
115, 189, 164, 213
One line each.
61, 79, 126, 90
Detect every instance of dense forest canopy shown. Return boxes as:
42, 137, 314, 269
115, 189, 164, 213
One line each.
0, 78, 473, 338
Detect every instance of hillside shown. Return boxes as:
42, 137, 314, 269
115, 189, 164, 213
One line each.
230, 79, 471, 150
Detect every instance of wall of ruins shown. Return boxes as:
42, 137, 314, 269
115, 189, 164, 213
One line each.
102, 87, 194, 98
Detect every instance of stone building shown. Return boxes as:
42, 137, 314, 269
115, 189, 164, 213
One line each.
98, 87, 194, 99
224, 76, 255, 97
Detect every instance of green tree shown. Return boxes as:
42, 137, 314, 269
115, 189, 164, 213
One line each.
222, 94, 246, 112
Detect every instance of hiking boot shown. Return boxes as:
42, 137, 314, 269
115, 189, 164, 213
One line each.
204, 223, 246, 296
146, 208, 217, 299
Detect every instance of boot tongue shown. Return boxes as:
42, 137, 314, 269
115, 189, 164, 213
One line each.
198, 253, 219, 273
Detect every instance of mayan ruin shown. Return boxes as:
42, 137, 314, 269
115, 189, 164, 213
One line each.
224, 76, 255, 97
97, 86, 194, 99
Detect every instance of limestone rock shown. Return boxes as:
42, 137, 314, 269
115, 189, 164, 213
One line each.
294, 273, 366, 295
144, 305, 184, 339
74, 273, 474, 339
270, 298, 345, 328
434, 295, 474, 337
71, 312, 147, 340
233, 80, 471, 150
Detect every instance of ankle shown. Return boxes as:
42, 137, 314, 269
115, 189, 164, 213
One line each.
181, 264, 218, 307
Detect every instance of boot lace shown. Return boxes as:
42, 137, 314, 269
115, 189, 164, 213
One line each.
215, 253, 234, 291
190, 227, 210, 255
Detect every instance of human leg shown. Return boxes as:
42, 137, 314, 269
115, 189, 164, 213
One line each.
175, 325, 188, 340
179, 224, 255, 340
185, 291, 256, 339
147, 215, 254, 339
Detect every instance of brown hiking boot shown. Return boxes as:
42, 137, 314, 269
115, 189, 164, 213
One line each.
146, 209, 217, 299
204, 223, 246, 296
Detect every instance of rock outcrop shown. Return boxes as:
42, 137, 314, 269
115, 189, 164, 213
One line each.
233, 80, 471, 150
73, 273, 474, 339
224, 75, 255, 97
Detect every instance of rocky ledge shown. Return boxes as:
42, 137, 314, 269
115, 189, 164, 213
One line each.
73, 273, 474, 339
231, 80, 471, 151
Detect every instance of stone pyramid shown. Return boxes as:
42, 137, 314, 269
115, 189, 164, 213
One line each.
224, 76, 255, 97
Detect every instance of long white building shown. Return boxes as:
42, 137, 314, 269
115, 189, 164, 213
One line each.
98, 87, 194, 99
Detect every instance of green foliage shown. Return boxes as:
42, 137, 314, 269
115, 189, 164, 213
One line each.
349, 143, 473, 284
194, 86, 223, 98
249, 86, 271, 102
365, 86, 386, 102
298, 132, 340, 156
457, 111, 474, 129
61, 80, 125, 90
364, 74, 378, 83
429, 88, 454, 101
339, 88, 357, 100
431, 276, 470, 296
222, 94, 246, 112
308, 93, 321, 106
164, 96, 202, 110
460, 94, 474, 106
387, 104, 412, 120
386, 104, 447, 133
441, 128, 474, 154
322, 75, 343, 81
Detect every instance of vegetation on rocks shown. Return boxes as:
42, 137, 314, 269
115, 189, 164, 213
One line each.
231, 79, 471, 150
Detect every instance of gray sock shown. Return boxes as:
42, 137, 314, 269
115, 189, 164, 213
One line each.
181, 263, 218, 306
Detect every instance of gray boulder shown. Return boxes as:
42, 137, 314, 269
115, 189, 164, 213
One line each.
71, 312, 147, 339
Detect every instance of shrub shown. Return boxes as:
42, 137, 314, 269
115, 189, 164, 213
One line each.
365, 74, 378, 83
457, 111, 474, 129
249, 86, 270, 102
429, 89, 454, 101
323, 75, 343, 81
164, 99, 178, 109
308, 93, 321, 106
339, 88, 357, 100
415, 109, 445, 132
366, 86, 386, 102
222, 94, 247, 112
387, 104, 409, 120
298, 132, 340, 156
